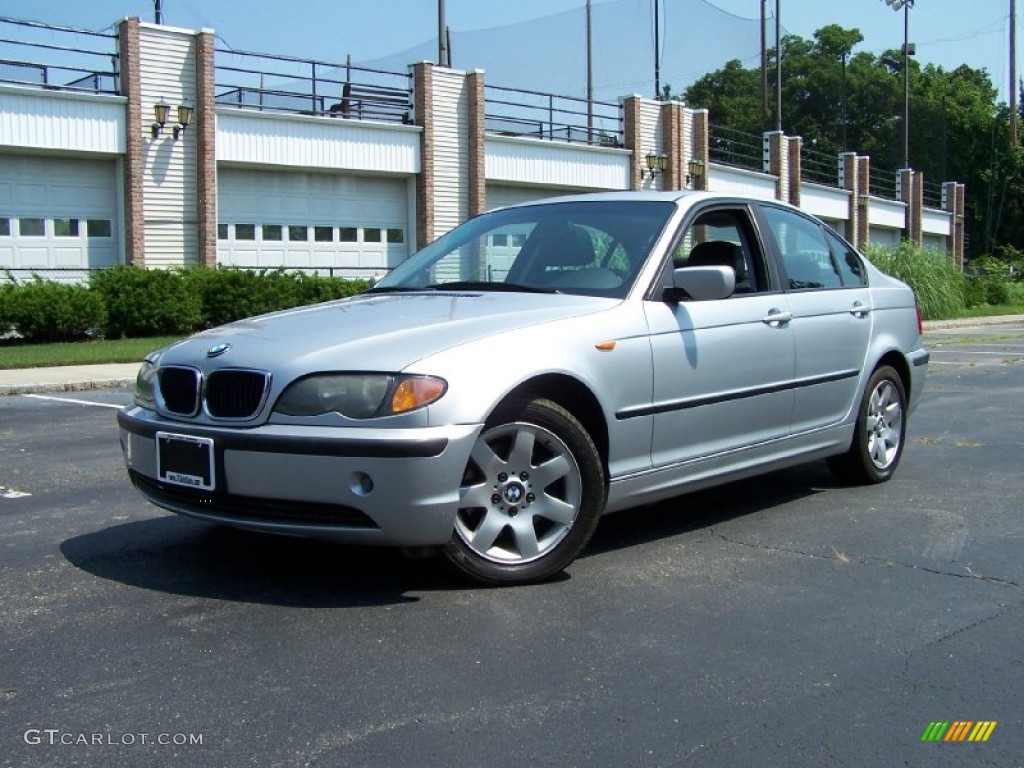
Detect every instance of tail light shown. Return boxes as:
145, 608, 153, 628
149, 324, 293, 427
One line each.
916, 303, 923, 336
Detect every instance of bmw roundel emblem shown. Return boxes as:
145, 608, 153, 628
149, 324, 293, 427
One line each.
207, 343, 231, 358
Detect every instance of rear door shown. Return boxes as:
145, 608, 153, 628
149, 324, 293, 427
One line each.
642, 204, 796, 468
756, 204, 872, 433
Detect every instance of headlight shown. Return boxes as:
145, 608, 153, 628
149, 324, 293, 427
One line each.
134, 356, 159, 409
274, 374, 447, 418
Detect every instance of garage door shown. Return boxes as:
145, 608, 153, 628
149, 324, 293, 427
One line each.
486, 184, 577, 212
217, 169, 411, 279
0, 155, 119, 279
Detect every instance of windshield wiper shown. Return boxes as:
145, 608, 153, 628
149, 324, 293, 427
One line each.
424, 281, 560, 294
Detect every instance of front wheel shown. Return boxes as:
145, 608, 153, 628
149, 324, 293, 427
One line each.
444, 399, 606, 585
828, 365, 906, 484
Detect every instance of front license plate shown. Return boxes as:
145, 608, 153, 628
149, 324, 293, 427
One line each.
156, 432, 215, 491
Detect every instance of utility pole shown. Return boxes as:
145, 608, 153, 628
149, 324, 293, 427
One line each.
761, 0, 768, 129
438, 0, 449, 67
654, 0, 661, 99
1012, 0, 1018, 145
587, 0, 593, 139
775, 0, 782, 132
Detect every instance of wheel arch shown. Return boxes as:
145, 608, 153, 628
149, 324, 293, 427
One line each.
492, 374, 609, 473
875, 349, 911, 399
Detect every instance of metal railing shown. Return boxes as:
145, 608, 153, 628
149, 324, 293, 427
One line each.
0, 17, 118, 94
923, 180, 944, 209
484, 84, 622, 146
708, 124, 762, 171
802, 147, 838, 186
215, 48, 412, 123
869, 168, 899, 200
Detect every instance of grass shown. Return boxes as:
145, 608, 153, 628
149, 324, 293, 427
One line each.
0, 335, 181, 370
956, 303, 1024, 318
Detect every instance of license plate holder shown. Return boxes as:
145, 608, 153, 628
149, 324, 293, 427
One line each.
156, 432, 215, 491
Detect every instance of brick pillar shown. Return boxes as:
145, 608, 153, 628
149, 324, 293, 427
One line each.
764, 130, 786, 202
118, 18, 145, 266
856, 156, 870, 249
944, 181, 966, 269
412, 62, 435, 249
661, 101, 683, 191
899, 168, 914, 243
841, 152, 859, 246
787, 136, 802, 207
466, 70, 486, 217
622, 96, 643, 190
691, 109, 709, 191
911, 170, 924, 245
195, 30, 217, 268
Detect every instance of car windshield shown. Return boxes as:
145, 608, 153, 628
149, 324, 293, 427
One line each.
372, 200, 675, 299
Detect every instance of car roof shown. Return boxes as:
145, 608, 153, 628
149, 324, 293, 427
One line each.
499, 190, 798, 211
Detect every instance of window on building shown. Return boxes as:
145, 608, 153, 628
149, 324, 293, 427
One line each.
217, 223, 229, 240
363, 227, 382, 243
54, 218, 80, 237
314, 226, 334, 242
235, 224, 256, 240
339, 227, 358, 242
263, 224, 283, 241
386, 228, 404, 244
288, 225, 308, 241
19, 218, 45, 237
0, 218, 10, 237
87, 219, 113, 238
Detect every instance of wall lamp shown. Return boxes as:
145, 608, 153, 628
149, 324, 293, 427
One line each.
151, 102, 193, 140
174, 104, 193, 139
686, 158, 705, 187
642, 151, 668, 180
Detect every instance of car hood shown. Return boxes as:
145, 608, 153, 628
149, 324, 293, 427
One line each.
158, 291, 616, 373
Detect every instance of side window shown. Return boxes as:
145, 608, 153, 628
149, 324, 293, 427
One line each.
673, 208, 763, 294
761, 206, 843, 290
825, 230, 867, 287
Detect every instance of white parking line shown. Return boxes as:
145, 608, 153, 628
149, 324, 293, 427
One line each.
22, 394, 124, 409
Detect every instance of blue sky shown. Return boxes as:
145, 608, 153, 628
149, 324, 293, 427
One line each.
3, 0, 1019, 102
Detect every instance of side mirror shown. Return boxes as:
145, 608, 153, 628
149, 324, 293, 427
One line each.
663, 265, 736, 302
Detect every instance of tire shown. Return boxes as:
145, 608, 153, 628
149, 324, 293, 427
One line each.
828, 365, 907, 485
443, 398, 606, 585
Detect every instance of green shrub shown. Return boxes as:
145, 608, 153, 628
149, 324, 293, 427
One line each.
91, 266, 203, 338
0, 281, 12, 332
293, 272, 370, 304
1003, 280, 1024, 306
184, 267, 301, 328
184, 268, 369, 328
863, 241, 966, 320
4, 279, 107, 342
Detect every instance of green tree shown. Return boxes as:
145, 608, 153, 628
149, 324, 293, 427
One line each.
681, 25, 1016, 261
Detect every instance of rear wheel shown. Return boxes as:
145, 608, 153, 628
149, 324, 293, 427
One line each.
444, 398, 606, 585
828, 365, 906, 484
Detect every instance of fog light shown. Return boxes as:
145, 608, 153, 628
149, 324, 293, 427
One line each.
350, 472, 374, 496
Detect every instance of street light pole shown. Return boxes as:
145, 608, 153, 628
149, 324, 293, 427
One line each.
882, 0, 914, 168
902, 0, 910, 168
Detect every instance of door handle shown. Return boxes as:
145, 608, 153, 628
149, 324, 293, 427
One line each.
850, 301, 871, 318
762, 309, 793, 326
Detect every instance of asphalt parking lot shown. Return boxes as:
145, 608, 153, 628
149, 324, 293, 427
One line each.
1, 324, 1022, 768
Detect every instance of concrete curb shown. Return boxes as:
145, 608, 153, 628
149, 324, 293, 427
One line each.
0, 378, 136, 397
923, 314, 1024, 331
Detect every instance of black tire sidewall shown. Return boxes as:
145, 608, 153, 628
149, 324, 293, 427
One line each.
853, 366, 906, 483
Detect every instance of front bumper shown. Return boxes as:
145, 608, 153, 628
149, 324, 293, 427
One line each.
117, 406, 482, 547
